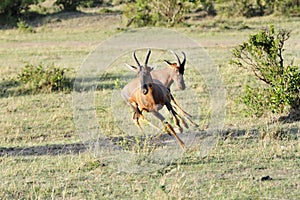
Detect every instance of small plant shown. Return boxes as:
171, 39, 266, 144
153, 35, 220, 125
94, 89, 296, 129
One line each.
17, 19, 35, 33
231, 25, 300, 117
16, 64, 72, 93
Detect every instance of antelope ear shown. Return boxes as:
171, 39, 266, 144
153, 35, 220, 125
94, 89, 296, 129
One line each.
164, 60, 173, 66
125, 63, 139, 72
164, 60, 178, 70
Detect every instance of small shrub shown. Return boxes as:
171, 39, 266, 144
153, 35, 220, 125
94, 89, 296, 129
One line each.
123, 0, 195, 27
231, 25, 300, 117
16, 64, 72, 93
17, 19, 35, 33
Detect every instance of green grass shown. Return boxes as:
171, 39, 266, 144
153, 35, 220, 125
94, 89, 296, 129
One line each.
0, 12, 300, 199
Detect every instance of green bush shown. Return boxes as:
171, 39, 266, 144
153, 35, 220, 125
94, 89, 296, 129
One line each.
231, 25, 300, 116
0, 0, 45, 22
123, 0, 196, 27
216, 0, 300, 17
16, 64, 72, 93
17, 19, 35, 33
274, 0, 300, 16
123, 0, 158, 27
216, 0, 271, 17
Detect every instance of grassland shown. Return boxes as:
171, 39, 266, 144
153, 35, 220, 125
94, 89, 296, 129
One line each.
0, 12, 300, 199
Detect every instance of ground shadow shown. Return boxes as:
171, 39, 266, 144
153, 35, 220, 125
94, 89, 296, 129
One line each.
278, 109, 300, 124
0, 142, 87, 157
1, 126, 298, 158
0, 9, 121, 29
1, 71, 133, 98
0, 77, 74, 98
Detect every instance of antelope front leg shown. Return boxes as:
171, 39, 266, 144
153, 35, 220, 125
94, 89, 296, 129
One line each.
151, 111, 185, 149
129, 102, 144, 131
129, 103, 161, 131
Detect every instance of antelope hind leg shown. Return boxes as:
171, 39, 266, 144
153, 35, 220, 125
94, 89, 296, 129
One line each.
170, 95, 192, 117
164, 122, 185, 149
171, 100, 199, 127
170, 93, 198, 126
151, 111, 185, 149
165, 101, 186, 133
176, 113, 189, 130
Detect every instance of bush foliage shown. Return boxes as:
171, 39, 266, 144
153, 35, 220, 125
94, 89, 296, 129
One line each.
0, 0, 45, 22
123, 0, 193, 27
0, 0, 103, 21
231, 25, 300, 116
1, 0, 299, 26
16, 64, 72, 93
123, 0, 299, 26
217, 0, 300, 17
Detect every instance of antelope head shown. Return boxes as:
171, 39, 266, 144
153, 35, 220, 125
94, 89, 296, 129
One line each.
164, 51, 186, 90
127, 49, 153, 95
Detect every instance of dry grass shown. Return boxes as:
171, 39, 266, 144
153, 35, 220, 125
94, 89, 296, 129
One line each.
0, 12, 300, 199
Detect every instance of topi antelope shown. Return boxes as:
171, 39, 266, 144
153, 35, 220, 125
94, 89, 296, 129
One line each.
154, 51, 198, 126
121, 49, 187, 149
127, 50, 197, 127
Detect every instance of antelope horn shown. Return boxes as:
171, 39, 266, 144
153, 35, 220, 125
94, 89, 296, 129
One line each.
181, 52, 186, 67
144, 48, 151, 66
171, 50, 181, 67
133, 50, 141, 66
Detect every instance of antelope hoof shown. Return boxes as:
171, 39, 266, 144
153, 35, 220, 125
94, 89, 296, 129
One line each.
163, 124, 172, 136
178, 126, 183, 133
132, 112, 137, 120
193, 123, 199, 128
164, 122, 185, 149
133, 119, 143, 131
182, 120, 189, 129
